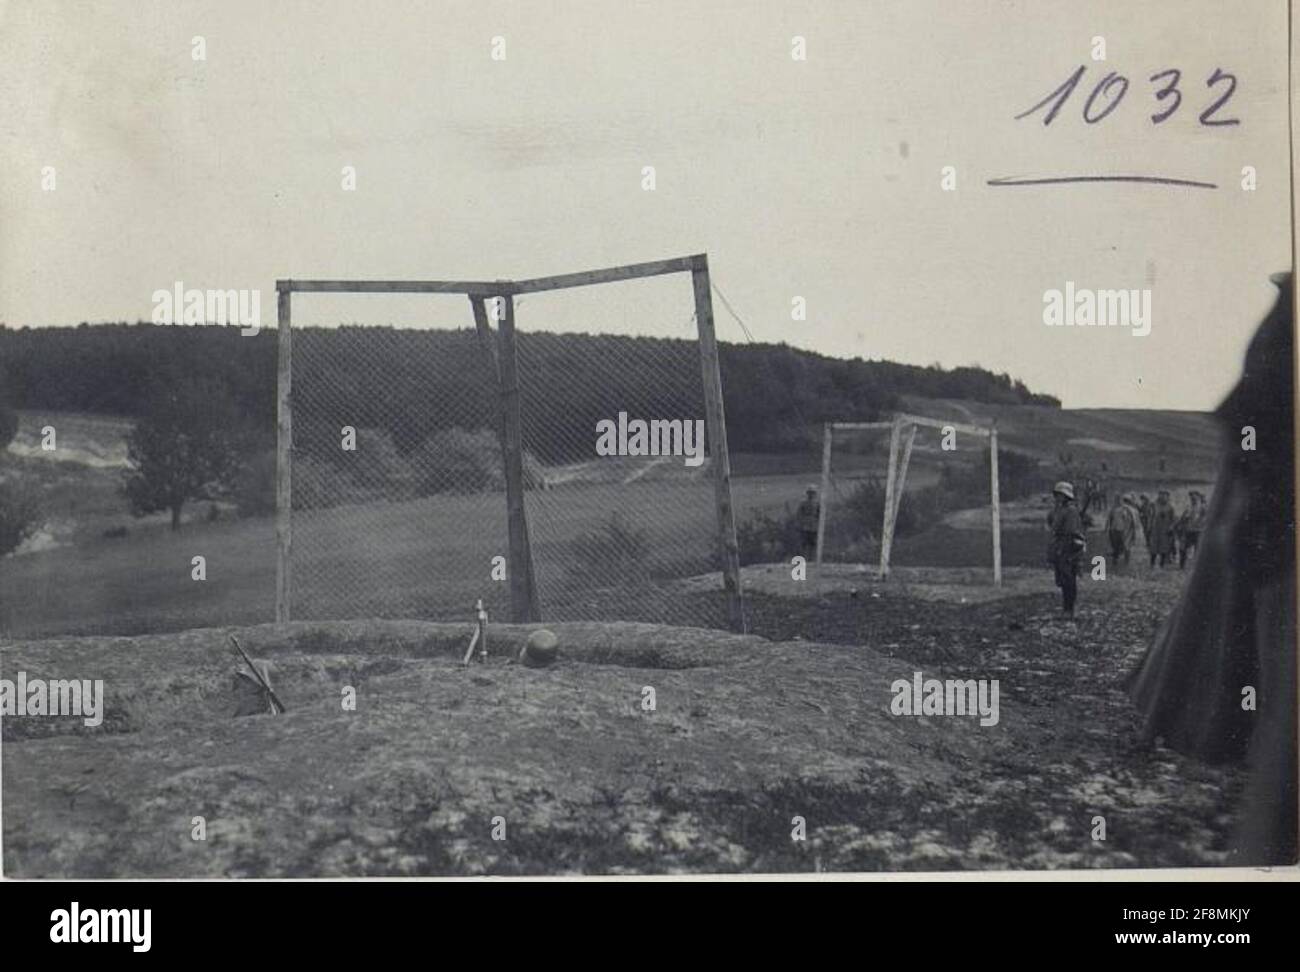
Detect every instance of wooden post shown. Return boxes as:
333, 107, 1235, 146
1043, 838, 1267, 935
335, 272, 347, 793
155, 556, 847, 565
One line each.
469, 295, 501, 383
879, 417, 902, 579
275, 285, 293, 623
815, 423, 832, 564
496, 294, 541, 622
893, 423, 917, 526
691, 256, 746, 632
990, 426, 1002, 586
476, 597, 488, 662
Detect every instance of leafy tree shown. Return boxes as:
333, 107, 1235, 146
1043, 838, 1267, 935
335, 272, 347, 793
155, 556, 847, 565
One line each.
0, 392, 39, 556
123, 378, 246, 529
0, 405, 17, 450
0, 477, 41, 556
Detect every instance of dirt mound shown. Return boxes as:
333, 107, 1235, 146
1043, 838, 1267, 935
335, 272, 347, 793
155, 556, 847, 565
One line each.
0, 621, 769, 741
3, 618, 998, 876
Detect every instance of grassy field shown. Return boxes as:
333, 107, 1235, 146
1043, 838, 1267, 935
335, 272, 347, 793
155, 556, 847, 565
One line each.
0, 471, 792, 637
0, 403, 1222, 639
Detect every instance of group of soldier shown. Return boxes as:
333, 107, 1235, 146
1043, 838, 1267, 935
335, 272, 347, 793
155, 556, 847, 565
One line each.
1103, 488, 1209, 570
1047, 481, 1210, 619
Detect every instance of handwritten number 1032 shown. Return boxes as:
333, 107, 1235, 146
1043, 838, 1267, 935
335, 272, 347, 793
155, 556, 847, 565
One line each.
1017, 65, 1239, 127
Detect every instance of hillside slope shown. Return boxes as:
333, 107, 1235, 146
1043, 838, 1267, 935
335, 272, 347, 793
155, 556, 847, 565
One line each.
897, 395, 1222, 485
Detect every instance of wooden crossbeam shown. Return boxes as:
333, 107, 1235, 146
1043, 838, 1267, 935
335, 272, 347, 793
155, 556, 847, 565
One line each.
828, 421, 894, 431
275, 255, 705, 299
894, 413, 992, 437
277, 279, 509, 296
513, 255, 702, 294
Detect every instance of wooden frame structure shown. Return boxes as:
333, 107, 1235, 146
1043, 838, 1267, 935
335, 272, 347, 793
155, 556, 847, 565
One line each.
274, 253, 746, 631
816, 414, 1002, 585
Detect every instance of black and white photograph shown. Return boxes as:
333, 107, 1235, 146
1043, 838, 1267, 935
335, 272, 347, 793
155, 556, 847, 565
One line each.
0, 0, 1296, 907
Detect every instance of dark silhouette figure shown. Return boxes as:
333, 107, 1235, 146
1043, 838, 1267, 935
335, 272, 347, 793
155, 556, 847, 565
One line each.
1129, 273, 1296, 865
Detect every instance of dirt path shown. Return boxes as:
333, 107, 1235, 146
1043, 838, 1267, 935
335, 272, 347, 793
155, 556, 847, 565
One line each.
720, 569, 1242, 869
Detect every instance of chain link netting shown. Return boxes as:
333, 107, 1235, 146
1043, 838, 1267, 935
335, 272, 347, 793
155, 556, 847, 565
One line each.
287, 283, 724, 627
819, 420, 998, 571
513, 319, 716, 624
817, 424, 892, 564
290, 320, 511, 624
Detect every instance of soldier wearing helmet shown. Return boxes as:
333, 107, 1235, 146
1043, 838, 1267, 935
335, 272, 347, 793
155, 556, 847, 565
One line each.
1046, 480, 1087, 618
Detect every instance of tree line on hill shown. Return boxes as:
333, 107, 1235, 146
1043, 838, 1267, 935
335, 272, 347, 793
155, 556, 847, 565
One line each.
0, 322, 1058, 543
0, 321, 1059, 459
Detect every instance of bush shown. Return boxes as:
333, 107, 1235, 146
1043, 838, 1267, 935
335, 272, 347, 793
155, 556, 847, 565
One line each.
275, 426, 550, 511
793, 479, 920, 568
934, 447, 1044, 505
996, 448, 1048, 500
826, 476, 944, 543
412, 427, 546, 496
235, 449, 277, 517
734, 479, 925, 566
570, 511, 652, 581
0, 406, 18, 450
0, 475, 43, 556
413, 428, 501, 494
736, 506, 805, 565
737, 450, 1046, 567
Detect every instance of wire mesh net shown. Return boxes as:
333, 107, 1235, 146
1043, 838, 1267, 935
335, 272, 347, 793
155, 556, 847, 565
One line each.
511, 281, 719, 624
289, 309, 511, 624
819, 420, 999, 571
817, 424, 892, 564
285, 280, 725, 627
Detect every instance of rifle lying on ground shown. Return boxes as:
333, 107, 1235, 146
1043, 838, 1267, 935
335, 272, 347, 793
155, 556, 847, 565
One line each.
229, 634, 288, 714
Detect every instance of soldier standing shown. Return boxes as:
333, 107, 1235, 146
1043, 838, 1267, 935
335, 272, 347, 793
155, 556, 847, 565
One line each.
797, 485, 820, 559
1149, 490, 1177, 567
1047, 481, 1087, 618
1105, 492, 1137, 566
1178, 490, 1208, 568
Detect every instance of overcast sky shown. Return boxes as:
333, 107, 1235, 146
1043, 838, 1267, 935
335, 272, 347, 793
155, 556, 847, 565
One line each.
0, 0, 1291, 409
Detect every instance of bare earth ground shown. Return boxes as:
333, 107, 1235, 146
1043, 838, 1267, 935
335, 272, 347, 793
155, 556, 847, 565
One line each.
2, 562, 1241, 876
